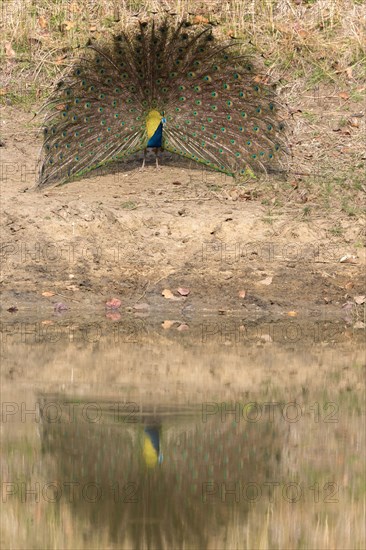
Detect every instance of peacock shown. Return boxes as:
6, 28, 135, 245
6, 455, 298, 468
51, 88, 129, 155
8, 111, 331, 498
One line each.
142, 425, 163, 468
37, 17, 287, 188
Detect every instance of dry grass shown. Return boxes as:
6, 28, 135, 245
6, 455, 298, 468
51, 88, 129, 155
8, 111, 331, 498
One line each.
1, 0, 364, 102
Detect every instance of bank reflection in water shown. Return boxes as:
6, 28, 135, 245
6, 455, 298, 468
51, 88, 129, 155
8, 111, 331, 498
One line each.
37, 393, 284, 548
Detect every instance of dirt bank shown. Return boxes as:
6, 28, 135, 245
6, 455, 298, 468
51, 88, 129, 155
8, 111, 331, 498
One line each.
0, 107, 365, 329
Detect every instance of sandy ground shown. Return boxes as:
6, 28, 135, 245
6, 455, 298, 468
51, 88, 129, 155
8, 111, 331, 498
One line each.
0, 106, 365, 332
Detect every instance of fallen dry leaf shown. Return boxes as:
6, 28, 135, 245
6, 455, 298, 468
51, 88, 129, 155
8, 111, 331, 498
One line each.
162, 289, 175, 299
5, 42, 16, 58
348, 117, 359, 128
340, 255, 357, 264
252, 74, 270, 85
55, 55, 67, 65
339, 91, 350, 100
344, 281, 354, 290
354, 295, 365, 305
177, 287, 190, 296
54, 302, 68, 312
38, 16, 47, 29
259, 276, 273, 286
106, 312, 121, 321
238, 290, 246, 299
62, 20, 76, 31
133, 302, 150, 310
42, 291, 55, 297
193, 15, 209, 24
105, 298, 121, 309
161, 320, 179, 329
345, 66, 353, 79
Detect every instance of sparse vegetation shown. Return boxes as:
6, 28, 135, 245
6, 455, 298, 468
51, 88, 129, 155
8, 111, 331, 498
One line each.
121, 200, 137, 210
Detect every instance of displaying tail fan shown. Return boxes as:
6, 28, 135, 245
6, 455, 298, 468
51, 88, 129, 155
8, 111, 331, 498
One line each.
37, 17, 287, 187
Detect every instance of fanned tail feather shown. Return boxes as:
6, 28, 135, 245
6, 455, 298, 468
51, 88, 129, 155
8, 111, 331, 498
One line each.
37, 16, 288, 187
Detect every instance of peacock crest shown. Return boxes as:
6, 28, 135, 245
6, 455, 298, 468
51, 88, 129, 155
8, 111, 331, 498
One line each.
37, 17, 288, 187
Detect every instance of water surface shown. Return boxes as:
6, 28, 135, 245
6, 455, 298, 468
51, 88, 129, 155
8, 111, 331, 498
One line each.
1, 318, 365, 549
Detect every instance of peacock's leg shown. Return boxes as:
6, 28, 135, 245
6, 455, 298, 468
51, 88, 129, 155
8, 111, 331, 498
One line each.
140, 148, 147, 171
154, 147, 161, 170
